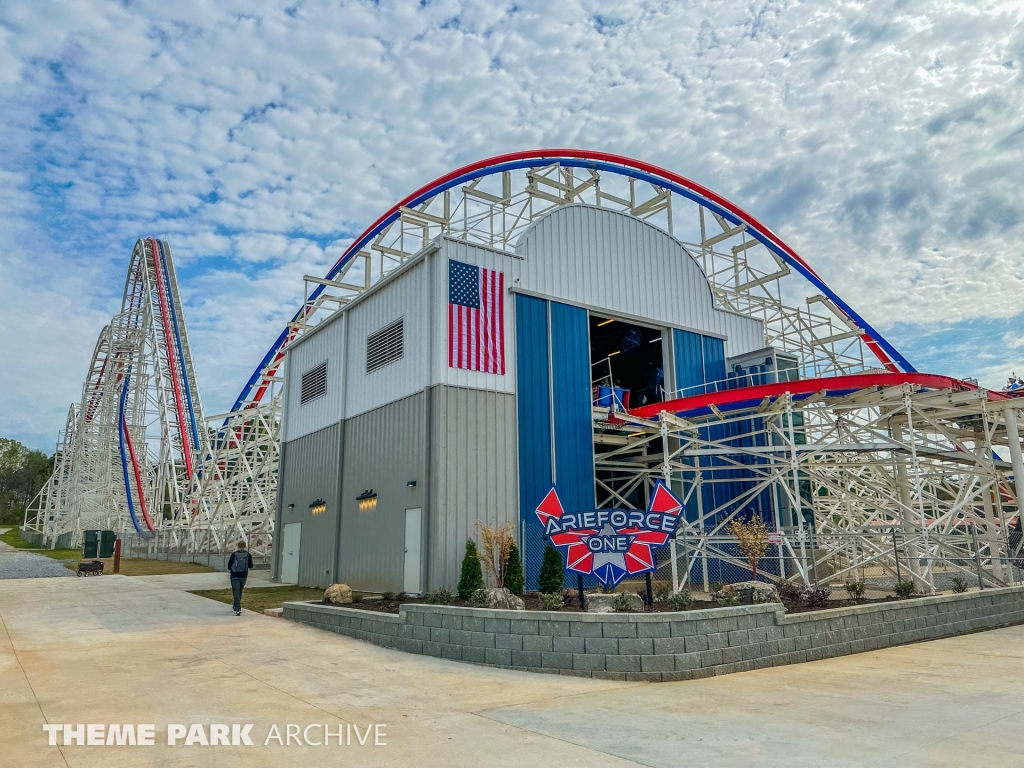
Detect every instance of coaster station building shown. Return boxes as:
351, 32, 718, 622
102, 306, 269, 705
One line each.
276, 201, 771, 593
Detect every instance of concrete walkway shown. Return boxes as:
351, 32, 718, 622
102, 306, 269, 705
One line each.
134, 568, 286, 591
3, 576, 1024, 767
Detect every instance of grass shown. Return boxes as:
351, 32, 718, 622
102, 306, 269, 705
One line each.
190, 585, 329, 614
0, 528, 82, 559
2, 528, 218, 575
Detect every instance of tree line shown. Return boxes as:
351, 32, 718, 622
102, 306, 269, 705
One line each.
0, 438, 54, 526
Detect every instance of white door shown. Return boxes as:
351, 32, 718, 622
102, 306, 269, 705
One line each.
281, 522, 301, 584
403, 508, 422, 595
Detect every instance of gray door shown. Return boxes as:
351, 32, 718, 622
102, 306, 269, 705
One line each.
281, 522, 301, 584
403, 508, 422, 595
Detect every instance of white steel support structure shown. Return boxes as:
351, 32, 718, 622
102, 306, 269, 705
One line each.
25, 240, 276, 557
595, 383, 1023, 593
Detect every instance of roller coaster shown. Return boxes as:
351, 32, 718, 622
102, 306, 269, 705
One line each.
24, 150, 1024, 591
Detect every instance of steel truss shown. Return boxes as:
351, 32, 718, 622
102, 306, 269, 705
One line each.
25, 240, 276, 557
282, 162, 874, 390
595, 383, 1024, 594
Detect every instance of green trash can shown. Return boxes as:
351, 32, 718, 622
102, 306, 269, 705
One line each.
99, 530, 116, 559
83, 530, 100, 558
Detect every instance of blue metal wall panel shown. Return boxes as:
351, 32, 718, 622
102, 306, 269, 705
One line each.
515, 294, 552, 590
702, 335, 726, 387
550, 301, 596, 518
673, 328, 705, 396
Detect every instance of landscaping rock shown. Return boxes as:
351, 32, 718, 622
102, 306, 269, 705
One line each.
486, 587, 525, 610
729, 581, 779, 604
586, 592, 644, 613
324, 583, 353, 605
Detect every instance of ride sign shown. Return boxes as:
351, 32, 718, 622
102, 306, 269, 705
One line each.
535, 480, 684, 588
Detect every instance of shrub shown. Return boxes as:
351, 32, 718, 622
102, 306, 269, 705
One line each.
844, 581, 866, 601
381, 591, 397, 601
476, 520, 514, 588
653, 582, 673, 603
538, 592, 563, 611
713, 587, 740, 607
777, 582, 804, 609
538, 543, 565, 595
457, 539, 484, 600
709, 580, 728, 593
666, 590, 693, 611
612, 592, 636, 612
729, 515, 770, 580
468, 588, 490, 607
804, 586, 832, 608
950, 576, 969, 594
425, 587, 455, 605
351, 594, 363, 604
562, 588, 576, 608
894, 580, 916, 599
505, 542, 524, 597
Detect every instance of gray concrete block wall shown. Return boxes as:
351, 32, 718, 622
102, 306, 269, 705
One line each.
282, 585, 1024, 682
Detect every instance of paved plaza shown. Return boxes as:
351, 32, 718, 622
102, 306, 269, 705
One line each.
3, 574, 1024, 767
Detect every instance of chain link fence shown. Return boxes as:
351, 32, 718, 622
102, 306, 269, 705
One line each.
115, 529, 273, 573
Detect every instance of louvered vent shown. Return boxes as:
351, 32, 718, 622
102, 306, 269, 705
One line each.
366, 318, 404, 373
300, 361, 328, 405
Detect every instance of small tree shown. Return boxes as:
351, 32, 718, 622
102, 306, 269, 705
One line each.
476, 520, 514, 588
538, 543, 565, 595
457, 539, 484, 600
505, 542, 524, 596
729, 514, 769, 581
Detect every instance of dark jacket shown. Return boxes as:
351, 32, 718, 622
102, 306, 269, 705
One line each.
228, 550, 253, 578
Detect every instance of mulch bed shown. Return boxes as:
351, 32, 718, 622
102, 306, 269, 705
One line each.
308, 592, 903, 616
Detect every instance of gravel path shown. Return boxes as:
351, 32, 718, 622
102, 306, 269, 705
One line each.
0, 545, 76, 579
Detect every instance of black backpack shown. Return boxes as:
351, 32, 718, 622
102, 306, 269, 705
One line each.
230, 551, 249, 574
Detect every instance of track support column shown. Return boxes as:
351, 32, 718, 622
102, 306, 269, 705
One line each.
1005, 403, 1024, 506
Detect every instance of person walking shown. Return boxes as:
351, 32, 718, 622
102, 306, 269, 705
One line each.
227, 540, 253, 616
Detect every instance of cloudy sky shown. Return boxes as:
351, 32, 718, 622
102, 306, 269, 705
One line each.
1, 0, 1022, 451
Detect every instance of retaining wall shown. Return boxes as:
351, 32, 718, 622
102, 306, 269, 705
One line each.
283, 585, 1024, 682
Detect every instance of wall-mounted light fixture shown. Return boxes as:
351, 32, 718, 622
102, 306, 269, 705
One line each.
406, 480, 417, 488
356, 489, 378, 511
287, 503, 295, 509
309, 499, 327, 515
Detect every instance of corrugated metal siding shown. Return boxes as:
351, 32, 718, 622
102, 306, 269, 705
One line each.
283, 313, 347, 442
338, 391, 426, 593
513, 204, 764, 356
673, 328, 705, 394
429, 385, 518, 590
433, 239, 517, 395
515, 294, 553, 591
277, 422, 342, 588
703, 336, 727, 383
550, 300, 596, 516
345, 261, 429, 419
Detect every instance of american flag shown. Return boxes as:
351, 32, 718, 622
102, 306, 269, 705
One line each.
448, 260, 505, 374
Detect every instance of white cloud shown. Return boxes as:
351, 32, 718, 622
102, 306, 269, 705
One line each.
2, 0, 1024, 448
